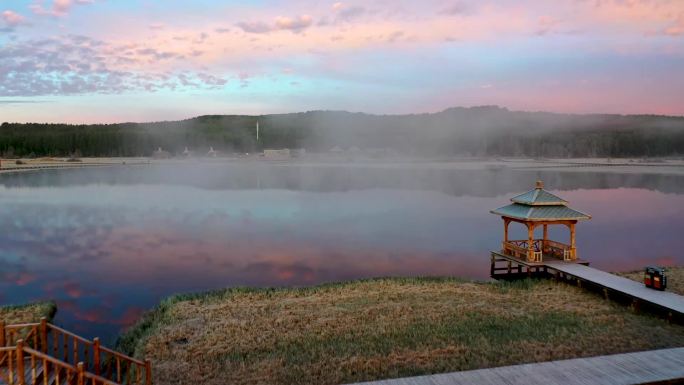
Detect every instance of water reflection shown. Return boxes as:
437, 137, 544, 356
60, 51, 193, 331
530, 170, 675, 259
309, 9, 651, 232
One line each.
0, 164, 683, 343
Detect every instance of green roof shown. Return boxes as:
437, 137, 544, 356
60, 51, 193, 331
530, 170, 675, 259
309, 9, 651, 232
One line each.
491, 203, 591, 221
490, 181, 591, 221
510, 189, 567, 206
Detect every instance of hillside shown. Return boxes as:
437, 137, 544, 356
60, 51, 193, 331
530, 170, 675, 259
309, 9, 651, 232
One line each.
2, 106, 684, 158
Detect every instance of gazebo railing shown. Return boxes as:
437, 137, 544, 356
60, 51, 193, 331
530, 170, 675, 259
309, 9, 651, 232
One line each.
502, 240, 542, 261
503, 239, 572, 262
543, 240, 573, 261
502, 240, 526, 259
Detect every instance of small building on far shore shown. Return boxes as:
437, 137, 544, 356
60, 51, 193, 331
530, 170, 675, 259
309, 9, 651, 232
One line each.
152, 147, 171, 159
263, 149, 290, 160
292, 148, 306, 158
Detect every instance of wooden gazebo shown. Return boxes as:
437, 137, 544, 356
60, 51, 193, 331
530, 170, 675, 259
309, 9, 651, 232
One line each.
490, 180, 591, 263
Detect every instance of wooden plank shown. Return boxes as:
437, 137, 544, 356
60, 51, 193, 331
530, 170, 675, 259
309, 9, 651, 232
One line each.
0, 359, 44, 385
544, 261, 684, 314
347, 348, 684, 385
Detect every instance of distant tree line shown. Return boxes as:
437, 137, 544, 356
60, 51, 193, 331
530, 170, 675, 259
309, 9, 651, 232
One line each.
1, 107, 683, 158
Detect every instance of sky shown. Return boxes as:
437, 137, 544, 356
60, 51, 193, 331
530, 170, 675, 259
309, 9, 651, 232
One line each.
1, 0, 683, 123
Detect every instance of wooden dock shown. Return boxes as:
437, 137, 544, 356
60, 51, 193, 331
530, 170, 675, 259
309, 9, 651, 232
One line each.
348, 347, 684, 385
491, 251, 684, 321
545, 260, 684, 315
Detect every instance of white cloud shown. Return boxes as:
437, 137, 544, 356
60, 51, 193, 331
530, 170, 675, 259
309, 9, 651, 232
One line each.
0, 35, 228, 96
238, 14, 313, 34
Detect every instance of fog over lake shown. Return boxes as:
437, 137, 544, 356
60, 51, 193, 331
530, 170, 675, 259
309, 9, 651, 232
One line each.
1, 163, 683, 343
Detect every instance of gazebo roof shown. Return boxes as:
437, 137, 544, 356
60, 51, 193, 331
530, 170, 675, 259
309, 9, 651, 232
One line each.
510, 188, 567, 206
490, 180, 591, 222
491, 203, 590, 221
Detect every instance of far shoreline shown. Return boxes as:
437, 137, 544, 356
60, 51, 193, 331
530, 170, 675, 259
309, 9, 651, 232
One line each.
1, 156, 683, 176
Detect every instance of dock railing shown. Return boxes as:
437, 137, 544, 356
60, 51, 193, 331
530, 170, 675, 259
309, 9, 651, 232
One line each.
0, 319, 151, 385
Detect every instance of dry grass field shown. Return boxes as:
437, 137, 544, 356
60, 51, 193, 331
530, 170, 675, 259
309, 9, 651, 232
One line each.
617, 266, 684, 296
0, 301, 57, 325
119, 278, 684, 385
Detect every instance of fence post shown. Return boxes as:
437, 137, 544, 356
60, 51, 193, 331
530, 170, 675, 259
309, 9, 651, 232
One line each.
489, 254, 494, 277
145, 359, 152, 385
39, 317, 48, 353
77, 362, 85, 385
0, 320, 5, 365
93, 337, 101, 376
16, 339, 25, 385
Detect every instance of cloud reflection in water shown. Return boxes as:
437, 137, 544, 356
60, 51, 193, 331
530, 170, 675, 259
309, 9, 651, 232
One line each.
0, 166, 683, 342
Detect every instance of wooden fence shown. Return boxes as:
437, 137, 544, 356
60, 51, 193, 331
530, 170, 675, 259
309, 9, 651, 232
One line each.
0, 319, 151, 385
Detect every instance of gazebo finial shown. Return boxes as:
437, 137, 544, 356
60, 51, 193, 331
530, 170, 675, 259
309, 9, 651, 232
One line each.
535, 180, 544, 189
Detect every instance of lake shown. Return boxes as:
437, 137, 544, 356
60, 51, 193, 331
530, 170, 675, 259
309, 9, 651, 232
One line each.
1, 162, 683, 343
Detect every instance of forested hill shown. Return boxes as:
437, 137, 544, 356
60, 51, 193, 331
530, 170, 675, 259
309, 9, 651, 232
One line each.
1, 106, 683, 158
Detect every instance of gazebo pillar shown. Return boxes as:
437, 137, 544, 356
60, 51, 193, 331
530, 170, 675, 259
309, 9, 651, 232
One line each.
569, 222, 576, 260
501, 218, 510, 253
527, 222, 535, 262
542, 224, 548, 252
503, 218, 510, 242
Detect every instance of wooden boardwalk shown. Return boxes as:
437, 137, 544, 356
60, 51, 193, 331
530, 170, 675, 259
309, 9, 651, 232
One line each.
349, 347, 684, 385
491, 251, 684, 319
544, 260, 684, 315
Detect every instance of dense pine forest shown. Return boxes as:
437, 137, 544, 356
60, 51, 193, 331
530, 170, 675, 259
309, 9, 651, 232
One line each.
1, 106, 683, 158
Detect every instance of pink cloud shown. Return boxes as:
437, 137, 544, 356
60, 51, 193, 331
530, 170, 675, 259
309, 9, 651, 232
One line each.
331, 2, 366, 22
440, 2, 472, 16
30, 0, 93, 17
1, 272, 37, 286
663, 15, 684, 36
275, 14, 313, 31
53, 0, 72, 14
2, 10, 25, 26
536, 15, 562, 35
237, 20, 273, 33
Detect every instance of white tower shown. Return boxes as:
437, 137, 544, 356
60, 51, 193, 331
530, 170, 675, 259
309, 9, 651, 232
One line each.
256, 120, 259, 142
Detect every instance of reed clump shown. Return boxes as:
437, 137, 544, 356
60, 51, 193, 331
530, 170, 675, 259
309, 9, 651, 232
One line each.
120, 277, 684, 385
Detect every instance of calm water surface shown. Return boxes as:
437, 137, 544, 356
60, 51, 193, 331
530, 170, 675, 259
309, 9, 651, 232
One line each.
1, 163, 683, 343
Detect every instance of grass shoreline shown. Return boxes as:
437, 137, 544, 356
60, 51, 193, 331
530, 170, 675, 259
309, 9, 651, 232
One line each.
116, 276, 473, 356
0, 301, 57, 325
118, 275, 684, 385
4, 270, 682, 384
